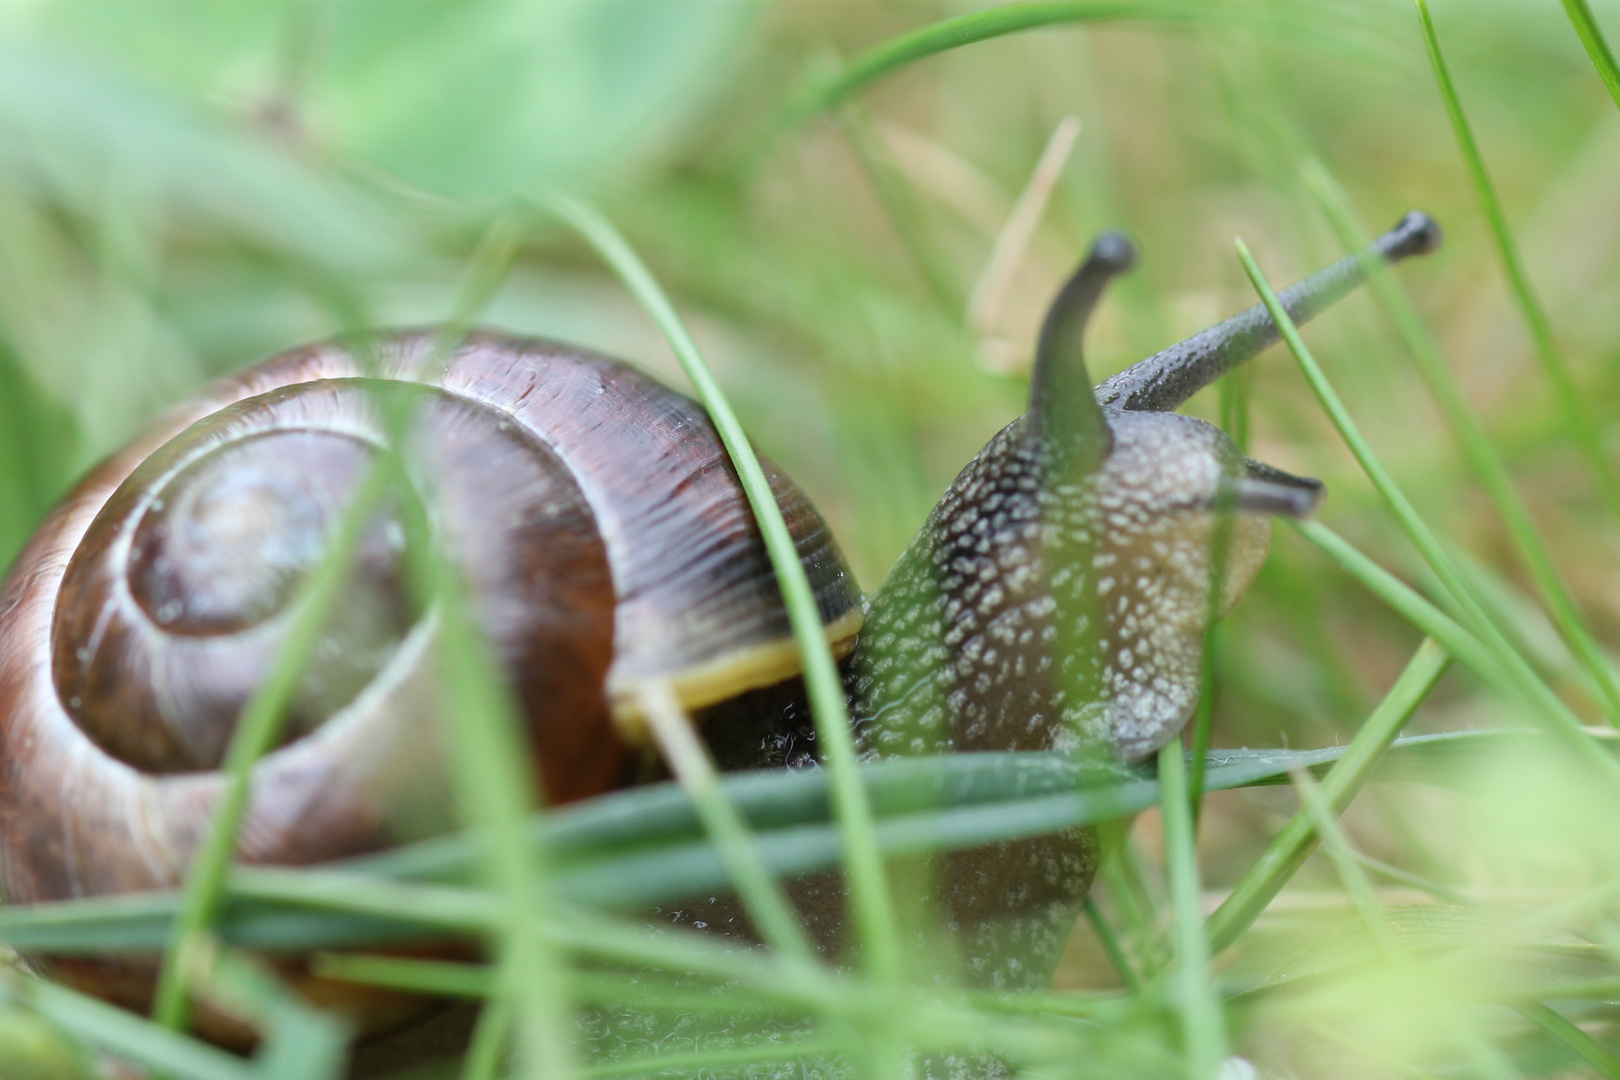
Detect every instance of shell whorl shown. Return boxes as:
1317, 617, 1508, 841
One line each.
0, 330, 862, 913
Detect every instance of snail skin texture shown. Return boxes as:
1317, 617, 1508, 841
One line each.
0, 214, 1441, 1045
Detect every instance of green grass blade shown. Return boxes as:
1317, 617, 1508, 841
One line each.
315, 955, 494, 998
420, 575, 579, 1080
1189, 499, 1239, 825
1303, 160, 1620, 725
638, 681, 817, 963
3, 978, 256, 1080
1156, 741, 1228, 1075
0, 734, 1569, 955
1517, 1002, 1620, 1080
1558, 0, 1620, 112
1082, 897, 1142, 994
149, 211, 527, 1038
1288, 520, 1493, 682
1291, 769, 1525, 1080
1238, 239, 1620, 786
772, 2, 1377, 132
149, 458, 397, 1033
1413, 0, 1620, 524
538, 194, 900, 983
1288, 768, 1404, 959
460, 991, 513, 1080
1206, 637, 1449, 953
190, 947, 349, 1080
1352, 851, 1475, 906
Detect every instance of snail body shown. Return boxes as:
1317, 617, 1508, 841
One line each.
0, 215, 1440, 1030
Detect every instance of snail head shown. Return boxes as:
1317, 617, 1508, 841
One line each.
1026, 212, 1442, 757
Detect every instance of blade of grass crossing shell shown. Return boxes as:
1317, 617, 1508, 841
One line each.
1302, 160, 1620, 724
148, 212, 529, 1036
404, 542, 577, 1080
149, 457, 397, 1033
638, 680, 817, 963
1238, 241, 1620, 786
1205, 638, 1448, 953
1558, 0, 1620, 111
3, 733, 1540, 957
1413, 0, 1620, 525
539, 194, 899, 983
1157, 741, 1227, 1076
374, 212, 570, 1080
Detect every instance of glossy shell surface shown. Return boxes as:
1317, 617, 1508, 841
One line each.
0, 328, 860, 912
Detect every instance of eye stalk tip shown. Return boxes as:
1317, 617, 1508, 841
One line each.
1389, 211, 1443, 260
1088, 231, 1137, 275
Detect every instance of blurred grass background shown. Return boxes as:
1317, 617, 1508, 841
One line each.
5, 0, 1620, 1077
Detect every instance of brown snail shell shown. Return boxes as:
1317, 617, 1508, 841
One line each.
0, 329, 861, 1035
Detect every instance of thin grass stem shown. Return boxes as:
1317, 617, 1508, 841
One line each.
1239, 241, 1620, 785
148, 458, 396, 1033
1303, 159, 1620, 724
1352, 851, 1476, 907
150, 210, 527, 1037
1157, 740, 1228, 1076
1413, 0, 1620, 524
1082, 896, 1141, 994
1206, 638, 1448, 953
404, 567, 577, 1080
539, 194, 898, 985
1290, 769, 1409, 959
1189, 490, 1237, 826
638, 680, 817, 963
460, 990, 513, 1080
1291, 769, 1522, 1080
1516, 1001, 1620, 1079
771, 2, 1374, 133
1557, 0, 1620, 114
4, 978, 256, 1080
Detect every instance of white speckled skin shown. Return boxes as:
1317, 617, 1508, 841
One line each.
685, 401, 1274, 1010
851, 405, 1269, 764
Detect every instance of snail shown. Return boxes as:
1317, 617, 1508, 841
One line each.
0, 212, 1441, 1039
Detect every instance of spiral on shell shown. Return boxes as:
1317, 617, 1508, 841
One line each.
0, 329, 861, 1030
